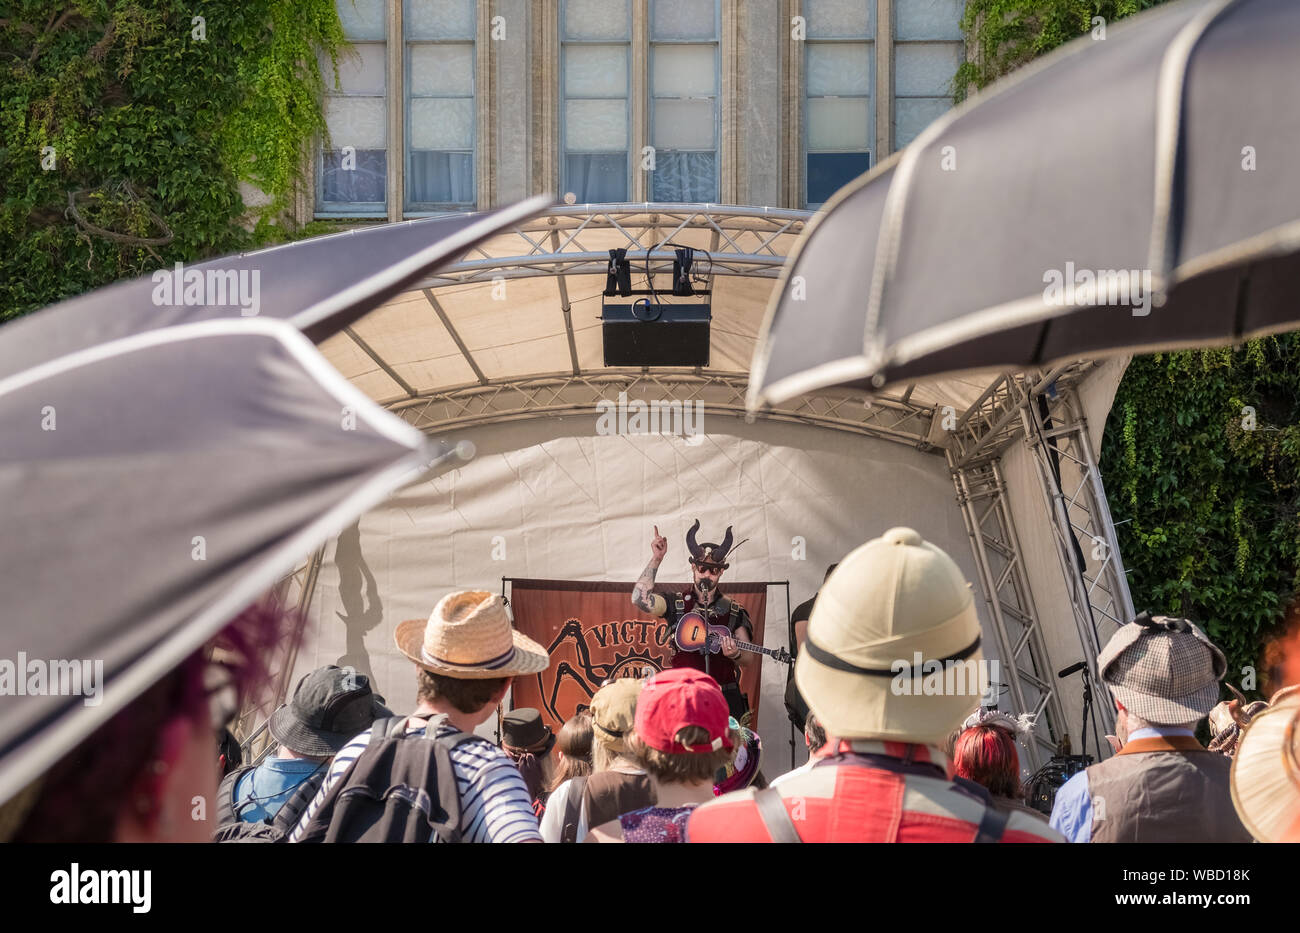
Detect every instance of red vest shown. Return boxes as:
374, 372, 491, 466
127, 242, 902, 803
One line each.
687, 741, 1063, 843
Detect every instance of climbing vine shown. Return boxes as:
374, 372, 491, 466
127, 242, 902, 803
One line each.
0, 0, 346, 320
1100, 341, 1300, 690
954, 1, 1168, 101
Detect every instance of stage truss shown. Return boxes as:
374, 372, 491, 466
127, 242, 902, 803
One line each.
251, 206, 1135, 774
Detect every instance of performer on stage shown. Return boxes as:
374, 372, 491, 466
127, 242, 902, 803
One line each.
631, 520, 754, 721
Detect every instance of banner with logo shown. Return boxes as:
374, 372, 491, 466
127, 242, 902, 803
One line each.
507, 579, 768, 734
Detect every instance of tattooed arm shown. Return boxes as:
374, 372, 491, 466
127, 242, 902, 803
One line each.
632, 525, 668, 616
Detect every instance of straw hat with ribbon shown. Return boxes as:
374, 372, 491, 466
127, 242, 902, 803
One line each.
395, 591, 550, 679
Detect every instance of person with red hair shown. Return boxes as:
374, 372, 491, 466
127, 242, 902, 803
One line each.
952, 710, 1049, 823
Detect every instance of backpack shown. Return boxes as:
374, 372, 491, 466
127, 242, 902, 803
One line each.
211, 764, 327, 843
293, 715, 481, 844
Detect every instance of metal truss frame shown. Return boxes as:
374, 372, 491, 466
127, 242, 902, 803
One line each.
234, 546, 325, 764
387, 370, 937, 447
950, 453, 1067, 770
1019, 379, 1135, 745
410, 204, 809, 289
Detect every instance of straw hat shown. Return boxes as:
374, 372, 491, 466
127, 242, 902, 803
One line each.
794, 527, 984, 744
1230, 685, 1300, 842
395, 591, 550, 679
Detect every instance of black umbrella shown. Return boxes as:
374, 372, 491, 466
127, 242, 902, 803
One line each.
0, 197, 550, 803
748, 0, 1300, 407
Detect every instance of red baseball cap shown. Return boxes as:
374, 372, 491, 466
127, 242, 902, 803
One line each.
635, 668, 734, 754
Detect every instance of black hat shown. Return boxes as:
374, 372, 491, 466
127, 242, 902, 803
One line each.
269, 665, 382, 758
686, 519, 735, 569
501, 708, 555, 754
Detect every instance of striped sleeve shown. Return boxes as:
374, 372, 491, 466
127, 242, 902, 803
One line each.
286, 729, 372, 843
446, 734, 542, 843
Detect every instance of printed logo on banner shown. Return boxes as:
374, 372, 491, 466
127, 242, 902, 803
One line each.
536, 618, 672, 725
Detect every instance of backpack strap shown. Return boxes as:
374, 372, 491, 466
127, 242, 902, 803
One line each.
561, 775, 588, 844
752, 787, 802, 843
972, 802, 1011, 843
271, 765, 328, 837
216, 765, 258, 825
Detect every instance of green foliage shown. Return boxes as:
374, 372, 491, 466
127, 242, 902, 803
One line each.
955, 0, 1169, 101
1100, 341, 1300, 690
0, 0, 346, 320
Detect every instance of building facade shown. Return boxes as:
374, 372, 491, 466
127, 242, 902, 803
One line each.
304, 0, 966, 222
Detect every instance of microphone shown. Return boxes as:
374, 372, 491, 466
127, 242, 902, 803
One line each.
1057, 661, 1087, 678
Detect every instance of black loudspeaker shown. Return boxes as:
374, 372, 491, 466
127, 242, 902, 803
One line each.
602, 303, 711, 366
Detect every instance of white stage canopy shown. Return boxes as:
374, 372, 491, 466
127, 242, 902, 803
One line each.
245, 206, 1136, 780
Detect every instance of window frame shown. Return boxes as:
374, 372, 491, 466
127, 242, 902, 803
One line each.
559, 0, 633, 205
316, 34, 391, 219
647, 0, 721, 204
801, 5, 875, 211
403, 7, 478, 215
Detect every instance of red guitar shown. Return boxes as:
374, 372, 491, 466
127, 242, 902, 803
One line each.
673, 611, 792, 665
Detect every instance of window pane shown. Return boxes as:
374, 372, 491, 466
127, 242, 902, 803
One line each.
652, 0, 716, 40
895, 97, 952, 148
807, 97, 869, 149
336, 0, 386, 39
804, 0, 872, 38
564, 0, 630, 39
409, 44, 473, 96
328, 43, 386, 94
411, 97, 474, 149
652, 151, 716, 201
896, 0, 964, 40
408, 150, 474, 204
324, 96, 386, 149
321, 149, 386, 203
565, 45, 628, 97
565, 99, 628, 151
807, 43, 869, 96
653, 99, 714, 149
653, 45, 715, 97
565, 153, 628, 201
405, 0, 475, 39
895, 42, 962, 97
807, 152, 869, 206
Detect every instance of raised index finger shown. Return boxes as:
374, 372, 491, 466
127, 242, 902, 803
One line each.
653, 525, 660, 536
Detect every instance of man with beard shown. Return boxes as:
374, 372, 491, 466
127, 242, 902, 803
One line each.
631, 521, 754, 721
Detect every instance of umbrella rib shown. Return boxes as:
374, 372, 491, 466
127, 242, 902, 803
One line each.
343, 326, 417, 398
423, 288, 488, 385
1148, 0, 1238, 290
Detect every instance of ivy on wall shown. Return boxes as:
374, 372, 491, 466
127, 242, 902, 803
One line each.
0, 1, 346, 321
954, 0, 1300, 690
954, 0, 1167, 102
1099, 341, 1300, 692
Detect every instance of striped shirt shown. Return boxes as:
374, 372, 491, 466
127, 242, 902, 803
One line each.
288, 718, 542, 843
